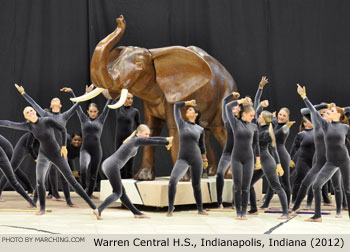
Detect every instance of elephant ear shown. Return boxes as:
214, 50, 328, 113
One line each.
150, 46, 212, 103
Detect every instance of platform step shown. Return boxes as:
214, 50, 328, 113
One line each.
100, 177, 262, 207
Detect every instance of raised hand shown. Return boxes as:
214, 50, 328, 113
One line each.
286, 121, 296, 128
85, 84, 95, 94
60, 146, 68, 159
14, 83, 25, 95
259, 76, 269, 88
60, 87, 72, 93
297, 83, 306, 98
290, 160, 295, 168
232, 92, 240, 100
260, 100, 269, 108
238, 97, 250, 106
185, 100, 197, 107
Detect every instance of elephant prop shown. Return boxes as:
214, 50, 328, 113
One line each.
72, 15, 237, 180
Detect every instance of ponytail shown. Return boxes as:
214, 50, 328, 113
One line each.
123, 130, 137, 144
269, 123, 276, 147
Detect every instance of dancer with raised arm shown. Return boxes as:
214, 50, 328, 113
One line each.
297, 84, 350, 221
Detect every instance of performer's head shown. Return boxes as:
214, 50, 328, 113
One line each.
50, 97, 62, 112
240, 105, 255, 123
318, 103, 331, 122
299, 117, 313, 131
328, 104, 349, 124
124, 92, 134, 107
278, 107, 290, 123
136, 124, 151, 138
71, 132, 82, 148
186, 106, 200, 124
123, 124, 150, 143
23, 106, 38, 123
87, 103, 99, 119
258, 110, 273, 126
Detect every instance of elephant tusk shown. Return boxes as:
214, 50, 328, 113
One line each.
70, 87, 105, 102
108, 89, 128, 109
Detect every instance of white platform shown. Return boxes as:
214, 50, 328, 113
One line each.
100, 176, 262, 207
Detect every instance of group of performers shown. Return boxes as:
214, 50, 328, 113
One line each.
0, 78, 349, 223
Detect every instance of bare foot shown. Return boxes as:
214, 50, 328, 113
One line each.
198, 210, 208, 215
166, 206, 174, 217
134, 214, 150, 219
305, 217, 322, 222
0, 198, 5, 202
217, 204, 224, 209
240, 216, 248, 220
278, 215, 289, 219
259, 207, 268, 211
36, 211, 45, 216
323, 202, 335, 207
68, 204, 79, 208
235, 216, 241, 220
248, 211, 258, 215
343, 207, 348, 210
93, 209, 102, 220
46, 195, 52, 199
52, 197, 66, 202
335, 215, 342, 218
290, 209, 300, 216
89, 195, 98, 199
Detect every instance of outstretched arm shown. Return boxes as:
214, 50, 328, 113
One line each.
0, 120, 31, 132
136, 137, 170, 147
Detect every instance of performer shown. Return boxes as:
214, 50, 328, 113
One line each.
248, 110, 289, 219
0, 135, 36, 207
0, 106, 97, 215
67, 132, 82, 183
297, 84, 350, 221
289, 116, 315, 206
291, 104, 343, 217
70, 88, 112, 197
216, 77, 267, 209
93, 124, 172, 220
260, 108, 294, 208
114, 92, 140, 179
216, 91, 240, 209
0, 132, 37, 201
167, 100, 208, 217
15, 84, 79, 206
225, 97, 260, 220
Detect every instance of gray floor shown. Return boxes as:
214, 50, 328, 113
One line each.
0, 191, 349, 234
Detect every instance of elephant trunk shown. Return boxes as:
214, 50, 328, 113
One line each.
90, 15, 126, 89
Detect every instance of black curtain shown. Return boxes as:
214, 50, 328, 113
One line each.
1, 0, 350, 186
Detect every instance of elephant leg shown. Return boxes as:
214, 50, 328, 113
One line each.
210, 126, 231, 178
134, 111, 165, 181
204, 129, 217, 176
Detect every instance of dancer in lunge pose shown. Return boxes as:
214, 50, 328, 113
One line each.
15, 84, 79, 206
0, 106, 97, 215
297, 84, 350, 221
291, 104, 343, 217
93, 124, 172, 220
